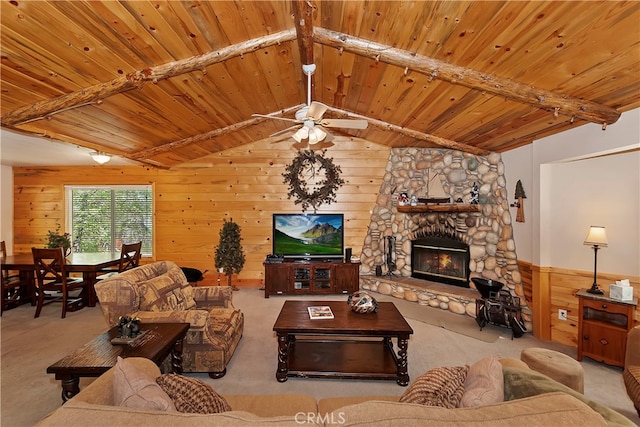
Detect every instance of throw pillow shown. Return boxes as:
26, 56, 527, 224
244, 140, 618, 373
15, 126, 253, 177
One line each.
399, 365, 468, 408
459, 354, 504, 407
112, 356, 176, 411
156, 374, 232, 414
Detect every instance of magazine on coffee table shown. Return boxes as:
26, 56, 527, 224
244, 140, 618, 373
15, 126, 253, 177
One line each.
308, 306, 334, 319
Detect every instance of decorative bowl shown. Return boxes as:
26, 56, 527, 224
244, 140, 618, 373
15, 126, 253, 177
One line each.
471, 278, 504, 299
347, 291, 378, 314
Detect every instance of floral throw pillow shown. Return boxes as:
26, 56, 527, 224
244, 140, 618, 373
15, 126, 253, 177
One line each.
399, 365, 468, 408
156, 374, 231, 414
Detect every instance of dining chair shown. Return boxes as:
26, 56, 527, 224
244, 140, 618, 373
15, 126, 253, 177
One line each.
98, 241, 142, 279
117, 241, 142, 272
1, 241, 33, 315
32, 247, 89, 318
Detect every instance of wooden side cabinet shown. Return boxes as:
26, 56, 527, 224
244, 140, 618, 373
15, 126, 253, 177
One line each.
264, 261, 360, 298
576, 289, 637, 367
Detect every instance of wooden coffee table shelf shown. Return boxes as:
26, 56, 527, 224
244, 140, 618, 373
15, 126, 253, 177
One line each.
288, 339, 400, 381
273, 300, 413, 385
47, 322, 189, 402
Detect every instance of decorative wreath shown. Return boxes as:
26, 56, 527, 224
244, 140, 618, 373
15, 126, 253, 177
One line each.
282, 150, 344, 213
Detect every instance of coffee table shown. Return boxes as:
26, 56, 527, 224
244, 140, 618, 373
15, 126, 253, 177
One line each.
273, 300, 414, 385
47, 322, 190, 402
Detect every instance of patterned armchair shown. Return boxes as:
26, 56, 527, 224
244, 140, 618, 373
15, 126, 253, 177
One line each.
94, 261, 243, 378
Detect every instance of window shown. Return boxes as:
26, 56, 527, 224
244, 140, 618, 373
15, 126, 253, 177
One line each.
66, 185, 153, 255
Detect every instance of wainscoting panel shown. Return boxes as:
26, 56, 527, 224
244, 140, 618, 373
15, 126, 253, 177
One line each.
535, 266, 639, 347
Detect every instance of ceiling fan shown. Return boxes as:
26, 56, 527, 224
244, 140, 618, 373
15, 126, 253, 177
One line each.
253, 64, 368, 145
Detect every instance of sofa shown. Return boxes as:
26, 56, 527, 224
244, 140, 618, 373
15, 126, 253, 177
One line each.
37, 356, 634, 426
94, 261, 244, 378
624, 325, 640, 416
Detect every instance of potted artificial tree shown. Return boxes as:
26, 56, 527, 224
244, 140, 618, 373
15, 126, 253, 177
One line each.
214, 218, 245, 291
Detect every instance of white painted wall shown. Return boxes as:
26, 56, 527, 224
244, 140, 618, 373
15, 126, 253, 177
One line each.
502, 145, 534, 261
502, 108, 640, 277
548, 152, 639, 275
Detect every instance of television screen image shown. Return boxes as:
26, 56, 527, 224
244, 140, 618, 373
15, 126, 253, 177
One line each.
273, 213, 344, 259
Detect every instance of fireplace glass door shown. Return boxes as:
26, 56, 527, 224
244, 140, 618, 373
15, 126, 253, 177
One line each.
411, 237, 470, 287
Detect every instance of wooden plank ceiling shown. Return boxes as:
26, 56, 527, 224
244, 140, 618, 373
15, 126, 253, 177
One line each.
1, 1, 639, 168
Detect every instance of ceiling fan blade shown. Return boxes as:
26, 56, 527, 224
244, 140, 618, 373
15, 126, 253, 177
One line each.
307, 102, 328, 121
319, 118, 369, 129
252, 113, 300, 124
269, 125, 300, 138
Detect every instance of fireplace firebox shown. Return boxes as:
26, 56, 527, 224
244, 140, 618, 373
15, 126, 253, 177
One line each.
411, 235, 470, 288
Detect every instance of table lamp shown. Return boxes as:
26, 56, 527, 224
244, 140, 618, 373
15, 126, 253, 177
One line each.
584, 226, 608, 295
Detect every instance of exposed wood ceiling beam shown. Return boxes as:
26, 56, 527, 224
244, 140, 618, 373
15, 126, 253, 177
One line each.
130, 105, 305, 160
1, 29, 297, 127
292, 0, 316, 102
292, 0, 315, 66
325, 106, 491, 156
314, 28, 621, 126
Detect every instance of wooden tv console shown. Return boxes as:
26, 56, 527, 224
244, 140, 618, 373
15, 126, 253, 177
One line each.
263, 260, 360, 298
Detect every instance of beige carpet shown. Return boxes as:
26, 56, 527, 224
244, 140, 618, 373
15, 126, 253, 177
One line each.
374, 293, 503, 343
1, 288, 638, 426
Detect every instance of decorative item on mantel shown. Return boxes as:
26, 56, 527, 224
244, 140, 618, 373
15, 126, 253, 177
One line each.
470, 182, 479, 205
510, 180, 527, 223
45, 225, 71, 257
397, 192, 409, 206
583, 225, 608, 295
417, 170, 451, 205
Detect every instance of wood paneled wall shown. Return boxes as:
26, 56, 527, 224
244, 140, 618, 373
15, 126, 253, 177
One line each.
11, 138, 638, 349
12, 137, 390, 287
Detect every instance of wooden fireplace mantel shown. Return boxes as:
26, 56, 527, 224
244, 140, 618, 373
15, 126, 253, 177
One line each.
397, 204, 481, 213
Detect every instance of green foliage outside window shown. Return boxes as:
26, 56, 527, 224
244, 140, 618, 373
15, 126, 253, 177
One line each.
69, 187, 152, 254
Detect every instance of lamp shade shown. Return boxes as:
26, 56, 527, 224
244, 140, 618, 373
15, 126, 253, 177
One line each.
90, 152, 111, 165
584, 226, 608, 247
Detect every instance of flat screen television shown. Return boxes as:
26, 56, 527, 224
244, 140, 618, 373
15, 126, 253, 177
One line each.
272, 213, 344, 260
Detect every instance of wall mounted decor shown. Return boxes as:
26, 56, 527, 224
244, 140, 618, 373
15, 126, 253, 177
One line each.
510, 180, 527, 223
282, 150, 344, 213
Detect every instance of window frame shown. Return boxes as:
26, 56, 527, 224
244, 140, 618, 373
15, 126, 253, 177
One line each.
65, 184, 154, 256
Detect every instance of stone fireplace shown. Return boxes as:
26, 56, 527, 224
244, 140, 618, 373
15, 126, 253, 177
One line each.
359, 147, 532, 329
411, 231, 470, 288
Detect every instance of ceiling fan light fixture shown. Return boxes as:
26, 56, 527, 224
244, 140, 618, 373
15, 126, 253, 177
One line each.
90, 151, 111, 164
311, 126, 327, 144
292, 126, 308, 143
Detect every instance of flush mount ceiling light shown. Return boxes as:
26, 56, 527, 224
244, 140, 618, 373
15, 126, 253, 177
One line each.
89, 151, 111, 164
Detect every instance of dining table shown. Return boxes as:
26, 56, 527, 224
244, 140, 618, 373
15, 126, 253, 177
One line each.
1, 251, 121, 308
